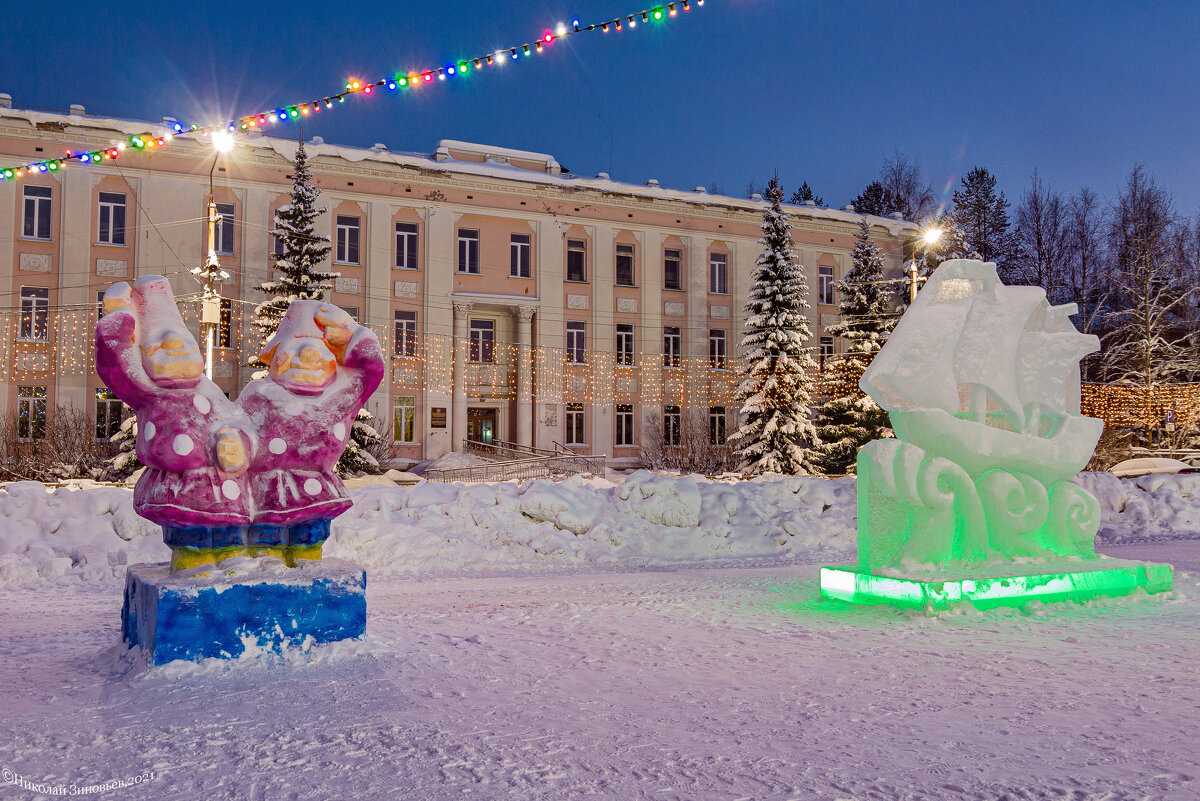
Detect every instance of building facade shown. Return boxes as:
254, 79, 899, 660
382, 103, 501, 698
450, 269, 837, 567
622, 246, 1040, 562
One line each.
0, 102, 915, 462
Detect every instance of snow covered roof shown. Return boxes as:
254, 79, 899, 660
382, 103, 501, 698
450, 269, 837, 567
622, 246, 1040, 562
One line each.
0, 105, 918, 238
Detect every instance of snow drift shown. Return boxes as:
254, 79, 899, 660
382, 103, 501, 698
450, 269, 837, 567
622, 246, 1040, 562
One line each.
0, 471, 1197, 588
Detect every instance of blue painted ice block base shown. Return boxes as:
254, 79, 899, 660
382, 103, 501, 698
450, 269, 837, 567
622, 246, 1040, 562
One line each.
121, 558, 366, 665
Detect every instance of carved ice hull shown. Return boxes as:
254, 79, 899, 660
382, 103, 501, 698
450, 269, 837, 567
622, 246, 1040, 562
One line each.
890, 408, 1103, 487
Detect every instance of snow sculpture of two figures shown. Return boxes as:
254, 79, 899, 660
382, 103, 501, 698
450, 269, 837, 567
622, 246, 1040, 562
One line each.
820, 259, 1173, 610
99, 276, 380, 664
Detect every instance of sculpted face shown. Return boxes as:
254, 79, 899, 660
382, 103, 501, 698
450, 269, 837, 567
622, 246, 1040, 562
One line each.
141, 327, 203, 388
268, 336, 337, 395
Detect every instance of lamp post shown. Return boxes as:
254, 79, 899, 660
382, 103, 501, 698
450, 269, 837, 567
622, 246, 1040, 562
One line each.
908, 226, 944, 304
195, 130, 235, 379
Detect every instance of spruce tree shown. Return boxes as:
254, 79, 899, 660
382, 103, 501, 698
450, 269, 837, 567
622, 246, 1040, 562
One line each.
952, 166, 1015, 274
851, 181, 895, 218
729, 176, 821, 475
790, 181, 825, 207
252, 139, 337, 361
104, 414, 142, 481
812, 220, 896, 473
251, 141, 381, 476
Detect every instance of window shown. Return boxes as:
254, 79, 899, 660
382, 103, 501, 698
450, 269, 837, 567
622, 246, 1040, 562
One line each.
393, 395, 417, 443
469, 319, 494, 363
566, 239, 587, 282
709, 407, 727, 446
663, 405, 681, 446
458, 229, 480, 274
566, 321, 587, 364
19, 287, 49, 341
615, 404, 635, 446
709, 329, 728, 369
272, 232, 285, 258
95, 388, 124, 441
339, 306, 360, 322
17, 386, 47, 441
616, 244, 636, 287
566, 403, 586, 445
96, 290, 105, 320
394, 310, 418, 357
98, 192, 126, 245
820, 336, 835, 359
395, 222, 419, 270
510, 233, 532, 278
23, 186, 51, 240
663, 326, 682, 367
336, 215, 360, 264
709, 252, 728, 294
217, 299, 232, 348
664, 248, 683, 291
819, 264, 835, 305
214, 203, 235, 255
616, 324, 635, 366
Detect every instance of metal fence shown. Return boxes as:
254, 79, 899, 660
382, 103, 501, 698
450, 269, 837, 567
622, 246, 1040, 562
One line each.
423, 451, 607, 484
462, 438, 561, 461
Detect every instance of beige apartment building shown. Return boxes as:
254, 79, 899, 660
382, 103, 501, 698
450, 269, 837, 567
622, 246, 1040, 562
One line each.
0, 101, 915, 463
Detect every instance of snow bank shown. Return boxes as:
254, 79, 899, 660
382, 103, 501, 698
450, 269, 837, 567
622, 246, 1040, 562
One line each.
0, 481, 166, 586
325, 471, 857, 574
3, 471, 1200, 588
1073, 471, 1200, 542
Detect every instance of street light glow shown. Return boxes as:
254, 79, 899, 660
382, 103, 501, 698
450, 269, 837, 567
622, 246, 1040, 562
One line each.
923, 227, 944, 246
211, 130, 235, 153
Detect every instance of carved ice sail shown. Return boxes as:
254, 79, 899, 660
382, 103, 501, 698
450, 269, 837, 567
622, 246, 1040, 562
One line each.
955, 282, 1045, 430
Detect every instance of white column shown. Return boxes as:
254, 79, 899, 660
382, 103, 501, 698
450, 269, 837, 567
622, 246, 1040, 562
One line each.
451, 300, 472, 451
514, 305, 536, 448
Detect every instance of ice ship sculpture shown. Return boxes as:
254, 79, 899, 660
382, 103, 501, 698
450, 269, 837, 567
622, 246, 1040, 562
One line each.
819, 260, 1173, 610
97, 277, 381, 664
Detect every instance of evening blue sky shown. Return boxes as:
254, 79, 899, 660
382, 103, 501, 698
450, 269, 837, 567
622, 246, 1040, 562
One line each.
4, 0, 1198, 216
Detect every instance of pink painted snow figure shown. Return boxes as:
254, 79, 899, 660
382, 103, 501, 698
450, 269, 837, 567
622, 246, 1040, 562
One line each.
95, 277, 253, 568
238, 301, 384, 561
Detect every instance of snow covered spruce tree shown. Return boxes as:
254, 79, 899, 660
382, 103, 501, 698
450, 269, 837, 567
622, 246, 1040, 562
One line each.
812, 220, 896, 473
103, 415, 142, 481
729, 177, 821, 475
251, 140, 381, 476
252, 139, 337, 362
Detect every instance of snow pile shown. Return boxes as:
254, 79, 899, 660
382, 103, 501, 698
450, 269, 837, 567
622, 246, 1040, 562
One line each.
0, 481, 166, 586
325, 471, 856, 574
1074, 471, 1200, 542
4, 470, 1200, 588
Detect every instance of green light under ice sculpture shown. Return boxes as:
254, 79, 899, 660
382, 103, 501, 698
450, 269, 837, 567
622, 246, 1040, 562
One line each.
820, 259, 1173, 610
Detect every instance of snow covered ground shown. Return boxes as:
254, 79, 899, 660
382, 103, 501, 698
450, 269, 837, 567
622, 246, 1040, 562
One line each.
0, 472, 1198, 799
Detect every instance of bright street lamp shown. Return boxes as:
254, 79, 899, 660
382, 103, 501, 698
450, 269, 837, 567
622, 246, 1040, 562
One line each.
909, 227, 946, 304
211, 130, 235, 153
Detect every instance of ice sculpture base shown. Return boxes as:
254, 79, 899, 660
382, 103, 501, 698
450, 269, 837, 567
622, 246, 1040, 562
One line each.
121, 559, 366, 665
819, 558, 1173, 611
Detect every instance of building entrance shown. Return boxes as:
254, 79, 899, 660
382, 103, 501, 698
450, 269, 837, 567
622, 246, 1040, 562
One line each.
467, 407, 497, 445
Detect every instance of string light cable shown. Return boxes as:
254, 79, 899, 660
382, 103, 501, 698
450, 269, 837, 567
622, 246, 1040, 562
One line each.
0, 1, 707, 181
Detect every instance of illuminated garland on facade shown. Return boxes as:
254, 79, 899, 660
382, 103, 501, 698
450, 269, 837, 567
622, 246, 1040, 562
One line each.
0, 1, 705, 181
3, 303, 1196, 428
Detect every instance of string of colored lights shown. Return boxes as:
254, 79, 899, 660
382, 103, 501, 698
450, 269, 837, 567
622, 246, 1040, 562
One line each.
0, 1, 705, 182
